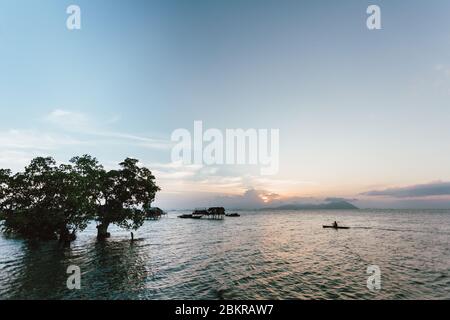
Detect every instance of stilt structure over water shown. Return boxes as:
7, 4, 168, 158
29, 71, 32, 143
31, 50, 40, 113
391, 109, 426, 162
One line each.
204, 207, 225, 220
146, 207, 166, 220
179, 207, 226, 220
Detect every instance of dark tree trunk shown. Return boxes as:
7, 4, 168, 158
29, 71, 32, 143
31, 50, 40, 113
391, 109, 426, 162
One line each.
59, 227, 76, 243
97, 222, 111, 240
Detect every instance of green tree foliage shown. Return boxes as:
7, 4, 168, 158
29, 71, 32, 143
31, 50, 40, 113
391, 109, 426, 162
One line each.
96, 158, 160, 239
0, 156, 98, 241
0, 168, 12, 221
0, 156, 160, 242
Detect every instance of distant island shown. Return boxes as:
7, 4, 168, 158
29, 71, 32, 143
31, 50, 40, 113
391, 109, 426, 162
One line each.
268, 200, 358, 210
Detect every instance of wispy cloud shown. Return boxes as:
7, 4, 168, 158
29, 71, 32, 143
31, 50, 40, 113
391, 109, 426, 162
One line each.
45, 109, 92, 131
214, 189, 276, 209
361, 181, 450, 198
44, 109, 171, 150
151, 160, 203, 180
0, 129, 83, 150
0, 150, 42, 172
0, 109, 172, 171
148, 160, 316, 196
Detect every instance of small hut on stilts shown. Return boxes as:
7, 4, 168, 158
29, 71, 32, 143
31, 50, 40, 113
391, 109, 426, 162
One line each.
205, 207, 225, 220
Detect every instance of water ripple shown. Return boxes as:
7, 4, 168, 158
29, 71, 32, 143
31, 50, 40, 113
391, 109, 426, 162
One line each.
1, 209, 450, 299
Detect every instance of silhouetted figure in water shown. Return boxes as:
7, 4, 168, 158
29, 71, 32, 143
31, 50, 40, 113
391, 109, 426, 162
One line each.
333, 221, 338, 228
131, 232, 134, 241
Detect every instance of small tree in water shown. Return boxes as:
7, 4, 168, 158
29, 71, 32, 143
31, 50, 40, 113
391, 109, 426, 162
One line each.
95, 158, 160, 239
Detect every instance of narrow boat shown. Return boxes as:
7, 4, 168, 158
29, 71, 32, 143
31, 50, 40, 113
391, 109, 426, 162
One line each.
226, 213, 240, 217
323, 225, 350, 229
178, 214, 203, 219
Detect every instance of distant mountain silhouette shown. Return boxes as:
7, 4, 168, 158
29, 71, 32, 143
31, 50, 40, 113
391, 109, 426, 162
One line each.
268, 200, 358, 210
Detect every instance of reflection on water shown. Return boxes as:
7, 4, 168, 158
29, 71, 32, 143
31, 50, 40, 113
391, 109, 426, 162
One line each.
1, 210, 450, 299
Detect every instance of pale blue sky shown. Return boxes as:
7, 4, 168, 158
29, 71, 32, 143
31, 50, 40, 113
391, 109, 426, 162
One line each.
1, 0, 450, 208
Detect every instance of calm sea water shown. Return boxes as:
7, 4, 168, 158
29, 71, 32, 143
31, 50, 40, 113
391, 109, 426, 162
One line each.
0, 210, 449, 300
